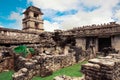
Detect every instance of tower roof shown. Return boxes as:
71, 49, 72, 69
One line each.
23, 6, 43, 15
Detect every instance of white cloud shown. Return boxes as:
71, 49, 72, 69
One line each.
44, 20, 60, 32
27, 0, 79, 11
56, 9, 114, 30
27, 0, 120, 31
8, 11, 23, 29
53, 0, 120, 30
114, 9, 120, 23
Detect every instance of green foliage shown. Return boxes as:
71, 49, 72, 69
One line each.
0, 71, 14, 80
29, 48, 35, 54
32, 61, 88, 80
14, 45, 35, 57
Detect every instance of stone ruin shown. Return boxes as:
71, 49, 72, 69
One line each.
0, 6, 120, 80
54, 75, 84, 80
81, 54, 120, 80
53, 54, 120, 80
12, 45, 93, 80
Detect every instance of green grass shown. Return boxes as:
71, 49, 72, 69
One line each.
0, 71, 14, 80
0, 61, 87, 80
32, 61, 87, 80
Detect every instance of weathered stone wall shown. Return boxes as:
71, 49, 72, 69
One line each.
13, 49, 92, 80
0, 28, 39, 44
13, 56, 40, 80
81, 54, 120, 80
0, 47, 14, 72
76, 38, 86, 50
12, 53, 75, 80
112, 35, 120, 51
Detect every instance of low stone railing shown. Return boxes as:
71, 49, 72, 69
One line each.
81, 54, 120, 80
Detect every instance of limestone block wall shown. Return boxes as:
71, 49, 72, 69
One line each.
13, 54, 74, 80
81, 54, 120, 80
76, 38, 86, 50
13, 56, 40, 80
0, 47, 14, 72
13, 48, 93, 80
112, 35, 120, 51
0, 28, 39, 44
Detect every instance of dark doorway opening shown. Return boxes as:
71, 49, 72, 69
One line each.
98, 37, 111, 52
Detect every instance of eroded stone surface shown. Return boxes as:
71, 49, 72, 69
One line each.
81, 54, 120, 80
54, 75, 85, 80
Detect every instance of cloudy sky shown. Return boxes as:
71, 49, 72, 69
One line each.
0, 0, 120, 31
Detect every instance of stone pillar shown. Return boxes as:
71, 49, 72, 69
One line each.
38, 22, 43, 30
29, 11, 34, 17
112, 35, 120, 51
23, 23, 26, 29
95, 38, 98, 52
76, 38, 86, 50
38, 14, 42, 20
111, 36, 115, 48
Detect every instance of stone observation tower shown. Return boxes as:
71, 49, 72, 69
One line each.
22, 6, 44, 32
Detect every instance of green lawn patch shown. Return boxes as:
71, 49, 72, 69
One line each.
0, 71, 14, 80
0, 61, 87, 80
32, 61, 87, 80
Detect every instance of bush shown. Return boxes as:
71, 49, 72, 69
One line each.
14, 45, 35, 57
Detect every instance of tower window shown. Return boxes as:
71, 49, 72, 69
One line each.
34, 13, 39, 18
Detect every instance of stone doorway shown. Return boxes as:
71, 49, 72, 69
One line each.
98, 37, 111, 52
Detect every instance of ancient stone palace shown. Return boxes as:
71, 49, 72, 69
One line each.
0, 6, 120, 80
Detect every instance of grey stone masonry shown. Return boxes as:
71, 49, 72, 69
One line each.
0, 28, 39, 44
81, 54, 120, 80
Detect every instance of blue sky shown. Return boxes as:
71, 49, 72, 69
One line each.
0, 0, 120, 31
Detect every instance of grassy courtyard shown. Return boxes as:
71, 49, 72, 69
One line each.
0, 70, 14, 80
0, 61, 87, 80
32, 61, 87, 80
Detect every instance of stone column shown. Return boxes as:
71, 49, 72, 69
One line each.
95, 38, 98, 52
29, 11, 34, 17
38, 14, 42, 20
111, 36, 115, 48
23, 23, 26, 29
38, 22, 43, 30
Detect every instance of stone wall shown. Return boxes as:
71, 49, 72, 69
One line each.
12, 54, 75, 80
112, 35, 120, 51
81, 54, 120, 80
0, 28, 39, 44
0, 47, 14, 72
12, 48, 92, 80
76, 38, 86, 50
13, 56, 39, 80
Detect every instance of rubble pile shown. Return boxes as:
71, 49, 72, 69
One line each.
54, 75, 84, 80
